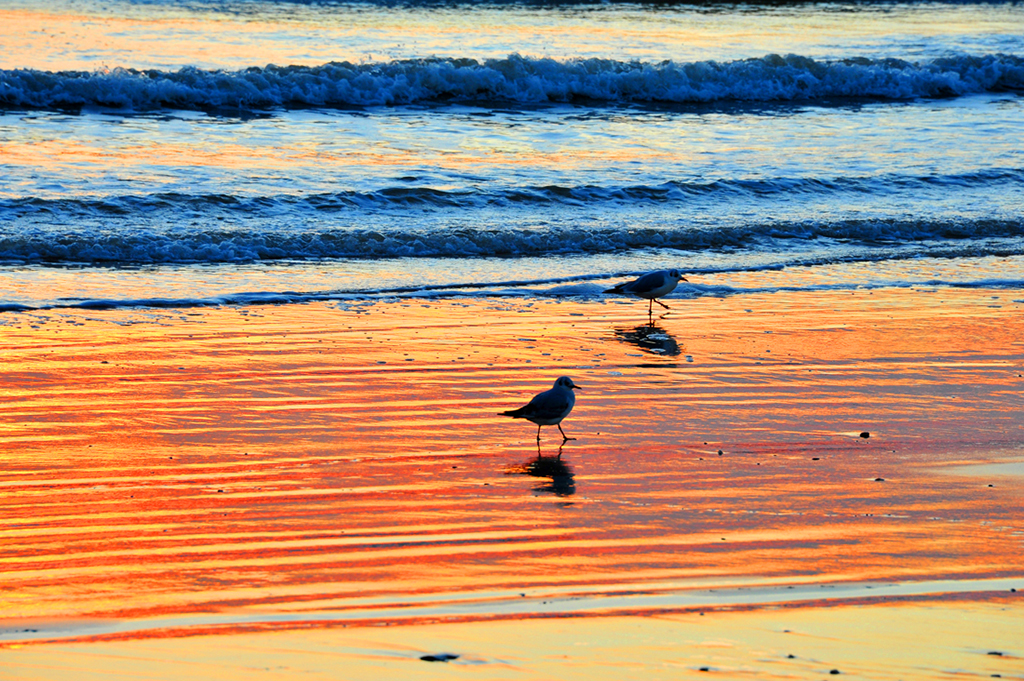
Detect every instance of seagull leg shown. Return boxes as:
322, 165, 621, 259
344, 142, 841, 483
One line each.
536, 424, 542, 442
654, 298, 671, 310
558, 423, 576, 442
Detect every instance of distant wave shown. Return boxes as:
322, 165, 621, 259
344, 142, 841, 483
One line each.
2, 53, 1021, 111
5, 168, 1022, 218
1, 217, 1021, 265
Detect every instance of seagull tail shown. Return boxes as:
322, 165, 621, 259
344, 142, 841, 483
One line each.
499, 408, 527, 418
604, 284, 627, 294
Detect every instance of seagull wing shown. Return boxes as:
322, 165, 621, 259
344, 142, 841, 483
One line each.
605, 270, 667, 295
624, 270, 667, 295
500, 388, 570, 420
523, 390, 572, 421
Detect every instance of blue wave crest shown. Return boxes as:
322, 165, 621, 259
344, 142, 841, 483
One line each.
2, 53, 1021, 111
2, 218, 1022, 265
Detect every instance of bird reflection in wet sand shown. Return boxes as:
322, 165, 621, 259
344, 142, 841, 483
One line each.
614, 323, 681, 356
505, 446, 575, 497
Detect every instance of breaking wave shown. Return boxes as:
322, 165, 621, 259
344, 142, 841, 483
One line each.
2, 218, 1021, 265
2, 53, 1022, 112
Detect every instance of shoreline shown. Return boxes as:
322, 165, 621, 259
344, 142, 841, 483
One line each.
4, 598, 1023, 680
3, 577, 1022, 649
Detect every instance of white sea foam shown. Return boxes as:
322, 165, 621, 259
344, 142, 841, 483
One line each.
6, 272, 1024, 314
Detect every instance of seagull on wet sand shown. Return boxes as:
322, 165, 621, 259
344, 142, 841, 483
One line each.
605, 269, 688, 314
499, 376, 581, 443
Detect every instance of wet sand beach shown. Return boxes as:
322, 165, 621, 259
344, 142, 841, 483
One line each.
2, 284, 1023, 677
4, 600, 1024, 680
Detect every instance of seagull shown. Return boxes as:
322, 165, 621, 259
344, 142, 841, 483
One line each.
605, 269, 688, 314
499, 376, 581, 443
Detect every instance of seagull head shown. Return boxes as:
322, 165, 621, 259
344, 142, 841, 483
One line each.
554, 376, 581, 390
668, 269, 688, 283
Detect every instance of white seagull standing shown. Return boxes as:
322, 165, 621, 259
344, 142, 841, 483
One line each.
605, 269, 688, 314
499, 376, 581, 443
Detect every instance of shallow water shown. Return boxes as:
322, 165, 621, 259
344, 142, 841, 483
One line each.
1, 0, 1023, 309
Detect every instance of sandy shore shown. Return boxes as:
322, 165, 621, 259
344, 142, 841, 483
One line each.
3, 598, 1023, 680
1, 286, 1022, 676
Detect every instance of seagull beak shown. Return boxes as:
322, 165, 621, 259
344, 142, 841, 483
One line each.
681, 277, 689, 282
572, 385, 582, 390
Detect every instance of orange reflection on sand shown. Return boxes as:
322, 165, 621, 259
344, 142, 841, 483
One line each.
1, 290, 1022, 638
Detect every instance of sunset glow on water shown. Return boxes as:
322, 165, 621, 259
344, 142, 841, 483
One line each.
1, 0, 1023, 676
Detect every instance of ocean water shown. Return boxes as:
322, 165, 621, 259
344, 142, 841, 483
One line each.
3, 2, 1024, 648
1, 0, 1023, 311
